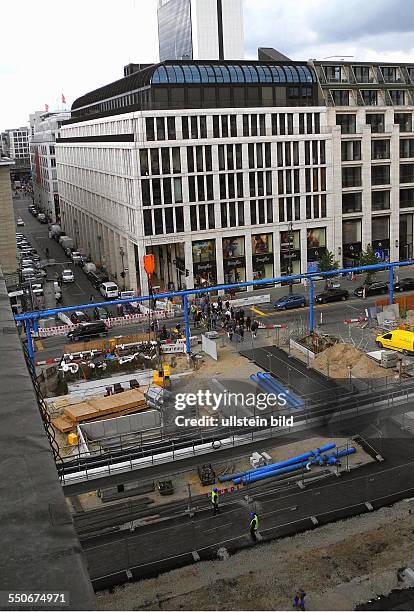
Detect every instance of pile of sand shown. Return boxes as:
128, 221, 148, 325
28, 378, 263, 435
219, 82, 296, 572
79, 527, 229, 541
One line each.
313, 342, 390, 379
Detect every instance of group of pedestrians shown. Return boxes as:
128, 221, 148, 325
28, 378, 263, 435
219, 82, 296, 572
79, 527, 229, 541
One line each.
189, 295, 260, 342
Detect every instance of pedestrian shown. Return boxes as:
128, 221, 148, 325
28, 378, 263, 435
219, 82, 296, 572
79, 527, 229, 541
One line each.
249, 511, 259, 541
299, 590, 306, 611
293, 591, 300, 609
45, 247, 49, 259
246, 316, 251, 332
251, 319, 259, 338
239, 325, 244, 341
217, 296, 222, 312
230, 306, 235, 319
228, 325, 234, 342
56, 293, 63, 306
211, 312, 217, 330
225, 301, 230, 310
89, 294, 94, 303
211, 487, 220, 515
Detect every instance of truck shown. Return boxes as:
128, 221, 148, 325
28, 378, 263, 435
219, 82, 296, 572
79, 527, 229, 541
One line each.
59, 235, 75, 252
50, 224, 62, 240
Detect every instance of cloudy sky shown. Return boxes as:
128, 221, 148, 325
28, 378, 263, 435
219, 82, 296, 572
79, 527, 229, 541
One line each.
1, 0, 414, 131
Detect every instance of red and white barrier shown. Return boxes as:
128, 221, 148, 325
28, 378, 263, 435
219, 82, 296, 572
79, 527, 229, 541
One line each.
344, 317, 368, 324
258, 323, 287, 329
35, 357, 61, 366
36, 311, 168, 337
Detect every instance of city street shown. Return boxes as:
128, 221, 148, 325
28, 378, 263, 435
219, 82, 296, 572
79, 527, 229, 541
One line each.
13, 194, 414, 363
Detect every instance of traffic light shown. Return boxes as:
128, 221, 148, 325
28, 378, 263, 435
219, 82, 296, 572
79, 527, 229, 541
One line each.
185, 269, 190, 277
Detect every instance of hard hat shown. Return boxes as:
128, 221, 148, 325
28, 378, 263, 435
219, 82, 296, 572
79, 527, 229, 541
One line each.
213, 487, 218, 492
249, 511, 256, 518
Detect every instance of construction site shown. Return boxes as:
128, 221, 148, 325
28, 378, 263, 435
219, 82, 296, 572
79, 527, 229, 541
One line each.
10, 266, 410, 610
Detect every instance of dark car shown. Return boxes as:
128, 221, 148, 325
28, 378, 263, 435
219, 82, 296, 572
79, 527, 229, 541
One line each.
70, 310, 91, 325
315, 288, 349, 303
273, 294, 306, 310
394, 277, 414, 292
88, 270, 110, 289
93, 306, 111, 320
67, 321, 108, 342
353, 282, 388, 297
123, 301, 141, 315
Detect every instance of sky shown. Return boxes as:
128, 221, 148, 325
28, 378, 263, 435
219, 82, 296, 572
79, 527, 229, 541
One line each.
1, 0, 414, 131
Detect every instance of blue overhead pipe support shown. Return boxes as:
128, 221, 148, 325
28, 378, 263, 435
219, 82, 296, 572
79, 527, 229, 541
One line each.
15, 259, 414, 366
183, 294, 190, 354
221, 442, 336, 483
309, 277, 314, 333
389, 267, 394, 305
25, 319, 34, 361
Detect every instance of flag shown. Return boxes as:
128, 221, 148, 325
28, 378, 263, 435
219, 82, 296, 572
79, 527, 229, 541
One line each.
45, 103, 49, 112
61, 93, 66, 105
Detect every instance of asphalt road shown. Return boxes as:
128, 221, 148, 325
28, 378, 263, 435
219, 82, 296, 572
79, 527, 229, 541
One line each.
13, 194, 414, 362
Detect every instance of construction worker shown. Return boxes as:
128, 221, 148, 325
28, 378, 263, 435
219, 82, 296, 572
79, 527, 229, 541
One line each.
249, 511, 259, 541
211, 487, 220, 515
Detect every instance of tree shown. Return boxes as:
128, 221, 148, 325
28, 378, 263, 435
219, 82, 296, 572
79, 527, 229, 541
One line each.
359, 244, 379, 284
317, 250, 339, 289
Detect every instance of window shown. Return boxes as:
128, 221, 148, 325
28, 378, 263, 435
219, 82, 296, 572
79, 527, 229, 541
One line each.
143, 210, 152, 235
395, 113, 412, 132
206, 174, 214, 200
230, 115, 237, 137
401, 164, 414, 183
248, 143, 255, 169
342, 166, 362, 188
366, 113, 385, 133
172, 148, 181, 173
140, 149, 149, 175
235, 144, 242, 169
163, 178, 172, 204
341, 140, 361, 161
221, 115, 228, 138
243, 115, 249, 137
146, 117, 155, 141
153, 179, 161, 205
299, 114, 305, 134
156, 117, 165, 140
354, 66, 372, 83
154, 208, 163, 234
165, 208, 174, 233
400, 188, 414, 208
150, 149, 159, 174
325, 65, 342, 82
390, 90, 405, 106
208, 203, 215, 229
141, 180, 151, 205
361, 90, 378, 106
196, 146, 203, 172
372, 190, 390, 211
336, 114, 356, 134
218, 145, 225, 170
331, 90, 349, 105
371, 139, 390, 160
400, 139, 414, 158
371, 165, 390, 186
167, 117, 176, 140
342, 192, 362, 213
221, 202, 228, 227
382, 66, 398, 83
205, 145, 212, 171
213, 115, 220, 137
187, 147, 194, 173
200, 116, 207, 138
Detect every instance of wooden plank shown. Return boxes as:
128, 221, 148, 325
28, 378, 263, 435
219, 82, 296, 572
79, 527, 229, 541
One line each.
52, 416, 75, 433
63, 389, 147, 424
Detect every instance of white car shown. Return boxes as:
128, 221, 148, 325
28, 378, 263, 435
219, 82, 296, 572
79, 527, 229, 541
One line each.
99, 281, 119, 299
17, 217, 25, 226
61, 269, 75, 283
71, 251, 84, 264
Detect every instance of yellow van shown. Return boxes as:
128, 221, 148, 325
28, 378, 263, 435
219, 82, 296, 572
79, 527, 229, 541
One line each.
375, 329, 414, 355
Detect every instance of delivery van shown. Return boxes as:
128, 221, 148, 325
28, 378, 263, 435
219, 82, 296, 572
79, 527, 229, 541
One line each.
376, 329, 414, 355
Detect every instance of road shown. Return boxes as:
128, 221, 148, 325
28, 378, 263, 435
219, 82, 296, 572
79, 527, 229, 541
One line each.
13, 194, 414, 362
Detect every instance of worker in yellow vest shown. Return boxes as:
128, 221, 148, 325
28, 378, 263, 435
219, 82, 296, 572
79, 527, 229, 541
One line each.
211, 487, 220, 515
249, 511, 259, 541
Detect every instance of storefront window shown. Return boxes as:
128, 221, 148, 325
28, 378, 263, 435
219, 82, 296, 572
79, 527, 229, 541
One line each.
252, 233, 274, 285
192, 240, 217, 288
342, 219, 362, 267
280, 229, 301, 282
307, 227, 327, 270
223, 236, 246, 288
372, 216, 390, 261
400, 214, 413, 260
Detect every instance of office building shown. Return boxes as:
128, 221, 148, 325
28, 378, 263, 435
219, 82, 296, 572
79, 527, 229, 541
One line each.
157, 0, 244, 61
29, 110, 70, 222
1, 127, 31, 183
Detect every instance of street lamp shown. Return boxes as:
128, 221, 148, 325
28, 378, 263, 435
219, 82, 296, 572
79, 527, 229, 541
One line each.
288, 221, 294, 295
97, 235, 102, 265
119, 246, 126, 291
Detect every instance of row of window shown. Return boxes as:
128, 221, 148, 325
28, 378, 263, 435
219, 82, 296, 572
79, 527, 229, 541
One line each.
145, 112, 322, 141
330, 89, 410, 107
337, 112, 414, 134
342, 163, 414, 188
341, 138, 414, 161
342, 189, 414, 213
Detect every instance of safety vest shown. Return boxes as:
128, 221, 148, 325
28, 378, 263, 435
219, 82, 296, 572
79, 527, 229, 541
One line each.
211, 490, 218, 505
250, 514, 259, 530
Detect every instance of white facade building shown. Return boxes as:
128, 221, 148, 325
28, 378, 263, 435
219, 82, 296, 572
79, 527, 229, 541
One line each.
29, 111, 70, 222
56, 58, 414, 296
157, 0, 244, 61
6, 127, 30, 161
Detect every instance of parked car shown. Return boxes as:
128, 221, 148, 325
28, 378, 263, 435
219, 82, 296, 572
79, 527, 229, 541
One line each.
273, 294, 306, 310
99, 281, 119, 299
16, 217, 25, 226
123, 301, 140, 315
353, 282, 388, 297
37, 213, 47, 223
315, 288, 349, 303
70, 311, 91, 325
394, 277, 414, 292
93, 306, 111, 320
67, 321, 108, 342
61, 269, 75, 283
88, 270, 109, 289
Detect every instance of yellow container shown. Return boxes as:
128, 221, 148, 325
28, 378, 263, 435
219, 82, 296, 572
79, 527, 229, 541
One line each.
68, 432, 79, 446
109, 338, 117, 352
153, 369, 164, 387
163, 364, 171, 379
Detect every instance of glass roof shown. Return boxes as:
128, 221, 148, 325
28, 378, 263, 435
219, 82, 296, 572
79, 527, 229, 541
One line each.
152, 63, 316, 85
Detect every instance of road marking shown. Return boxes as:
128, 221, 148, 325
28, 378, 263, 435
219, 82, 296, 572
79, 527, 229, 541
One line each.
250, 306, 267, 316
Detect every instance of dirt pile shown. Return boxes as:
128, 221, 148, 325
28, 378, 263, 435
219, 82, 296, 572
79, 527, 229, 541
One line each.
313, 342, 389, 379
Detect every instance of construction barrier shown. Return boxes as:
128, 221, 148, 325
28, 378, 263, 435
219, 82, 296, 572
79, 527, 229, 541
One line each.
376, 295, 414, 310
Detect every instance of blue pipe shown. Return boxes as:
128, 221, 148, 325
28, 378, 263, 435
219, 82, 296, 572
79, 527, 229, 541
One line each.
25, 319, 34, 361
260, 373, 304, 408
251, 373, 280, 396
183, 294, 190, 354
243, 447, 356, 484
309, 277, 314, 333
226, 442, 337, 484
